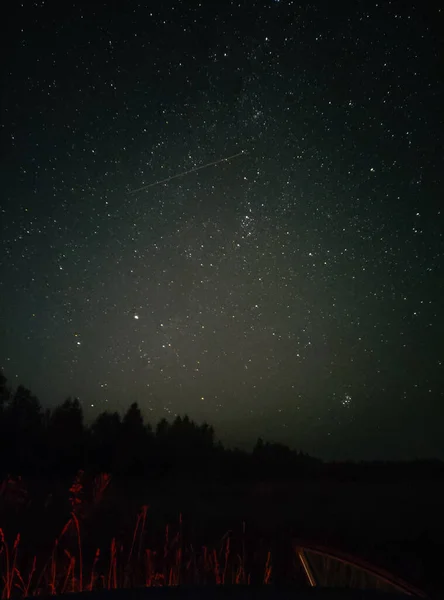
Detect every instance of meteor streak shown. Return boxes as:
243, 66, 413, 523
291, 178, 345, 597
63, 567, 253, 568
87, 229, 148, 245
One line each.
128, 150, 247, 194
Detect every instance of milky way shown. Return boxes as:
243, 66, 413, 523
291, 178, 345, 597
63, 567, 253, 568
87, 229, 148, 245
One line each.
1, 1, 442, 459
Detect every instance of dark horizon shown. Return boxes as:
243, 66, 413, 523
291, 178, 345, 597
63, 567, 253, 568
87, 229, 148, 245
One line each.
1, 1, 442, 462
0, 369, 442, 463
3, 365, 442, 461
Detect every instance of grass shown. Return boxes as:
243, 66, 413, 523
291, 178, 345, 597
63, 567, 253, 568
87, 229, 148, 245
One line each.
0, 472, 273, 597
1, 470, 435, 597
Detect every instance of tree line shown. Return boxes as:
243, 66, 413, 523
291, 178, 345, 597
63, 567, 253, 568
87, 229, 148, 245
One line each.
0, 370, 442, 481
0, 370, 319, 478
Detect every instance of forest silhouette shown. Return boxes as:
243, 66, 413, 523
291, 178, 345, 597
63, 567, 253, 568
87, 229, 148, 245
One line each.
0, 369, 442, 481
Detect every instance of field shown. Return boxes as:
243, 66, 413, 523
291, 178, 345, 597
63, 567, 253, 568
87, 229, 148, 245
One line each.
0, 471, 442, 597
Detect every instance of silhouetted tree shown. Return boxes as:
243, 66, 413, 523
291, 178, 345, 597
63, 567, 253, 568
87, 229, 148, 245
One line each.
0, 370, 9, 409
0, 371, 10, 471
0, 384, 43, 473
46, 397, 85, 474
155, 417, 170, 438
124, 402, 144, 429
199, 422, 215, 447
254, 437, 265, 453
115, 402, 150, 475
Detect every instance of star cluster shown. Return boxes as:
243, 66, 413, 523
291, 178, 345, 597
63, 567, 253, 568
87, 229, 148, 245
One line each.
1, 1, 442, 459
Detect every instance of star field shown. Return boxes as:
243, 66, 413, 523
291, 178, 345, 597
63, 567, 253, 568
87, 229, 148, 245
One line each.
1, 1, 443, 459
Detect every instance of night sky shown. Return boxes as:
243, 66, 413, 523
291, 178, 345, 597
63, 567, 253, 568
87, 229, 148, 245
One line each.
1, 1, 443, 460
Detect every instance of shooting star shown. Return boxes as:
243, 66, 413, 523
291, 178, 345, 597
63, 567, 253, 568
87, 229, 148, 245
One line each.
128, 149, 248, 194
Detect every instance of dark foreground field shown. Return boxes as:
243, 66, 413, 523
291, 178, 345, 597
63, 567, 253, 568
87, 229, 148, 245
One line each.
0, 472, 442, 597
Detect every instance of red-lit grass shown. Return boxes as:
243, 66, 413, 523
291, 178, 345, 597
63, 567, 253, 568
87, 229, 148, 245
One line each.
0, 474, 273, 597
